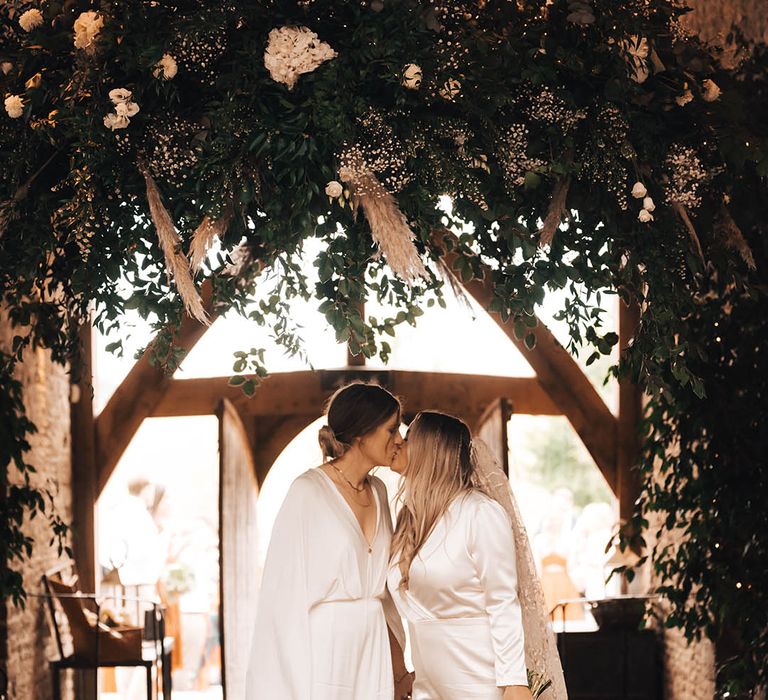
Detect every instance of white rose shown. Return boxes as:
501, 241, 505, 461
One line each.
1, 62, 13, 76
103, 112, 130, 130
153, 54, 178, 80
74, 11, 103, 50
642, 196, 656, 212
675, 89, 693, 106
402, 63, 422, 90
638, 208, 653, 223
4, 95, 24, 119
631, 181, 647, 199
115, 101, 140, 117
439, 77, 461, 101
19, 8, 44, 32
702, 79, 721, 102
325, 180, 343, 198
109, 88, 133, 104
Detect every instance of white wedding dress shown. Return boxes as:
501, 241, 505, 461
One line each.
246, 468, 404, 699
387, 490, 528, 699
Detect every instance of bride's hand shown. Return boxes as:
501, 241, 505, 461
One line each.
394, 670, 414, 700
503, 686, 534, 700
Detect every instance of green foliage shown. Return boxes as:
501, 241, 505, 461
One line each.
615, 49, 768, 694
0, 1, 766, 691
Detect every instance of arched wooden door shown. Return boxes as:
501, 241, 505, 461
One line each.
217, 399, 260, 698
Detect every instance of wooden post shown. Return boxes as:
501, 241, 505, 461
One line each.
70, 319, 97, 593
69, 318, 98, 699
617, 301, 642, 523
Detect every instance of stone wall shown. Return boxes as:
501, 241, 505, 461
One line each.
1, 317, 72, 700
683, 0, 768, 46
663, 624, 717, 700
643, 476, 717, 700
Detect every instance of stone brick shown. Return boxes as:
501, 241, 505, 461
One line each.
2, 318, 73, 700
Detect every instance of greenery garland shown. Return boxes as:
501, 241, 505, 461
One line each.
1, 0, 766, 689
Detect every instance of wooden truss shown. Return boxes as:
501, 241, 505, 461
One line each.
71, 253, 641, 589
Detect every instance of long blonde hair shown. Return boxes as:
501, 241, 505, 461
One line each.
391, 411, 475, 590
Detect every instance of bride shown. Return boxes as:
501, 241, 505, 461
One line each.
246, 382, 412, 699
388, 411, 567, 700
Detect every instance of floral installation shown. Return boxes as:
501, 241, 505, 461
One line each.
0, 5, 766, 676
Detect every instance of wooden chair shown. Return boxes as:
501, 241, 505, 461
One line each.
41, 564, 171, 699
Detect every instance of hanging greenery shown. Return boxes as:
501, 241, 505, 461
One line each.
0, 0, 766, 686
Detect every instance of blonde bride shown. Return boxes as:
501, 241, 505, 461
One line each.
388, 411, 567, 700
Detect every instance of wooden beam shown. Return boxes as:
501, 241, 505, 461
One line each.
70, 320, 97, 592
433, 231, 619, 491
248, 414, 317, 486
96, 280, 218, 494
617, 301, 642, 521
151, 371, 560, 419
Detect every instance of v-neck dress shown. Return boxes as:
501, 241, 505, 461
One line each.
387, 490, 528, 699
246, 468, 405, 700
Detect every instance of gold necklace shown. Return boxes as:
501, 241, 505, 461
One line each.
330, 461, 368, 493
329, 463, 372, 507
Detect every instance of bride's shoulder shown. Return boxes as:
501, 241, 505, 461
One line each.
286, 467, 326, 497
461, 489, 506, 518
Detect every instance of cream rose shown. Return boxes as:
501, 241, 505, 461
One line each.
638, 208, 653, 223
103, 113, 130, 130
153, 54, 178, 80
402, 63, 422, 90
19, 9, 44, 32
115, 101, 140, 117
325, 180, 343, 198
74, 11, 104, 50
439, 77, 461, 101
109, 88, 133, 104
4, 95, 24, 119
631, 181, 647, 199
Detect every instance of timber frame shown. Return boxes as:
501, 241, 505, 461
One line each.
71, 257, 642, 590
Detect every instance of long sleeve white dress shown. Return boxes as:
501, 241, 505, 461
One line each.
246, 467, 404, 700
387, 490, 528, 700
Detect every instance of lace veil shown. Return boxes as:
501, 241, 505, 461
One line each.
470, 439, 568, 700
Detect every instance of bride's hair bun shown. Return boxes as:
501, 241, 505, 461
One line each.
318, 425, 347, 460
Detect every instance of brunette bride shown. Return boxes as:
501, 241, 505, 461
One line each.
246, 382, 412, 700
388, 410, 567, 700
